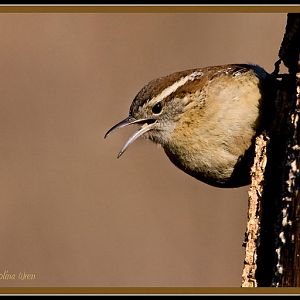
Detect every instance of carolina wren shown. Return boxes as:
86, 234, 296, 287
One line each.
105, 64, 275, 188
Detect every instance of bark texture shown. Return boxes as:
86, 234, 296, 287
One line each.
242, 13, 300, 287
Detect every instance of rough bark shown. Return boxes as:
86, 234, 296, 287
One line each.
242, 13, 300, 287
241, 134, 269, 287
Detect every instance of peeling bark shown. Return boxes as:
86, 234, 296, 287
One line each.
242, 134, 269, 287
242, 13, 300, 287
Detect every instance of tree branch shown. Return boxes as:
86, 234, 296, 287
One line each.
242, 13, 300, 287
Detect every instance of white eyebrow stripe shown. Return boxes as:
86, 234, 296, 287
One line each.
147, 71, 203, 106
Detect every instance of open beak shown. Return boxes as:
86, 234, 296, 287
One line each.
104, 116, 155, 158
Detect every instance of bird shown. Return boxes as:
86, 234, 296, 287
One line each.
104, 64, 276, 188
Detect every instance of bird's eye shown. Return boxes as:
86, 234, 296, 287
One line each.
152, 102, 162, 114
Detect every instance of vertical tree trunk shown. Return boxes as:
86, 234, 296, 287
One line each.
242, 13, 300, 287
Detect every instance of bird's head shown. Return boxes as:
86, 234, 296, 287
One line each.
104, 69, 204, 157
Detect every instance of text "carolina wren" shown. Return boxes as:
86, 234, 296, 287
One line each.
105, 64, 274, 188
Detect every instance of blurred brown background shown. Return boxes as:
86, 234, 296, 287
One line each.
0, 13, 286, 287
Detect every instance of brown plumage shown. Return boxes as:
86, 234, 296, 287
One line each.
105, 64, 275, 188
